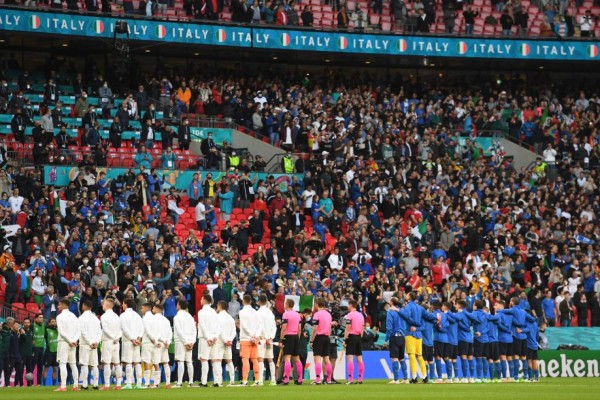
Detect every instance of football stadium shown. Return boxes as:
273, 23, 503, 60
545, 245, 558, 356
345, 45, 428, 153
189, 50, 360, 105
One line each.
0, 0, 599, 398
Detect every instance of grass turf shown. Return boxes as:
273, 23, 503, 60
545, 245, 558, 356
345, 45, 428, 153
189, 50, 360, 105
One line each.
0, 379, 596, 400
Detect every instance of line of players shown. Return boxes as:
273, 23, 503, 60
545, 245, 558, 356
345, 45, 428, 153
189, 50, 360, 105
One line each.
52, 291, 365, 390
384, 292, 541, 384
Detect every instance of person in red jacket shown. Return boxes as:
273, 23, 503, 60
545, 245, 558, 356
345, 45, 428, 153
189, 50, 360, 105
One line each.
275, 5, 288, 25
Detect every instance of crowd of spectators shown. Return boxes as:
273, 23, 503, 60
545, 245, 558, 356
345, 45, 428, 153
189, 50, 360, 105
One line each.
1, 57, 600, 337
2, 0, 598, 37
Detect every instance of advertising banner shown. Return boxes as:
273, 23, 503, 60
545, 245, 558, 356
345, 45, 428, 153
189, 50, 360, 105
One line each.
0, 9, 598, 61
0, 9, 251, 46
317, 350, 600, 379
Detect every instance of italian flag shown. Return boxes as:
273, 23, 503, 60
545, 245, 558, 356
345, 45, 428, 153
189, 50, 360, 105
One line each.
519, 43, 530, 56
338, 36, 348, 50
29, 15, 41, 29
94, 20, 104, 34
457, 41, 468, 55
156, 25, 166, 39
397, 38, 407, 53
285, 295, 314, 312
280, 33, 291, 47
216, 29, 227, 43
588, 44, 598, 58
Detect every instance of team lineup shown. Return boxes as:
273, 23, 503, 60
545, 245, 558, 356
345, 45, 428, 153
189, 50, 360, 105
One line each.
32, 290, 540, 391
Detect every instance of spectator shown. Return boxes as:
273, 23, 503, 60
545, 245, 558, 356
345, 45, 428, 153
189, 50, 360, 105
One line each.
500, 8, 514, 36
514, 6, 529, 36
351, 4, 368, 32
338, 5, 350, 29
161, 147, 177, 169
463, 4, 479, 35
301, 5, 314, 27
416, 8, 430, 33
134, 145, 153, 169
579, 10, 594, 37
275, 5, 289, 25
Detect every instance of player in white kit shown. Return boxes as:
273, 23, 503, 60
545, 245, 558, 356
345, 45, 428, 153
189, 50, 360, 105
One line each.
141, 302, 161, 388
197, 293, 219, 387
120, 298, 145, 389
55, 298, 81, 392
100, 298, 123, 390
214, 301, 237, 386
173, 299, 197, 388
257, 295, 278, 385
153, 303, 173, 389
78, 300, 101, 390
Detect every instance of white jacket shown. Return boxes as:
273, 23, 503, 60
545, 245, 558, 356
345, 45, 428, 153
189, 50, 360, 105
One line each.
120, 308, 144, 342
142, 310, 160, 345
57, 309, 81, 344
257, 306, 276, 340
155, 313, 173, 346
239, 305, 261, 342
101, 309, 122, 343
197, 306, 219, 341
217, 310, 236, 344
174, 310, 197, 345
78, 310, 101, 346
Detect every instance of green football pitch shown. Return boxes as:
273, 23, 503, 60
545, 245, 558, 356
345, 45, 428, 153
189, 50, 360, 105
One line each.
0, 379, 596, 400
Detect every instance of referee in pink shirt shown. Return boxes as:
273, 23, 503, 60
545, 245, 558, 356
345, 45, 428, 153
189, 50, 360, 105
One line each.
343, 300, 365, 384
310, 298, 333, 385
280, 298, 303, 385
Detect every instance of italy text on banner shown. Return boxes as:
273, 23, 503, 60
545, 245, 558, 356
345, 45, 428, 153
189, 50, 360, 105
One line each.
284, 295, 314, 312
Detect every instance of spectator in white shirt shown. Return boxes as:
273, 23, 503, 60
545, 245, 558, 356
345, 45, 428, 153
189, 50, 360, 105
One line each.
580, 10, 594, 37
8, 188, 24, 216
328, 248, 344, 271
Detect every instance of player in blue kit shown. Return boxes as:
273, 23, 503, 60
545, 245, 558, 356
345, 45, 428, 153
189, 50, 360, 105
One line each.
497, 297, 529, 381
443, 302, 459, 383
493, 300, 514, 381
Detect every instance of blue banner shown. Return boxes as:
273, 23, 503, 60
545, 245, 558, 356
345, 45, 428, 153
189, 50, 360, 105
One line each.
0, 9, 598, 61
253, 28, 600, 60
44, 165, 301, 192
0, 9, 251, 46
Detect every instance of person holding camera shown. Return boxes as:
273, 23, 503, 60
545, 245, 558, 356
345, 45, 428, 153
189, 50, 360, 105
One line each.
580, 10, 595, 37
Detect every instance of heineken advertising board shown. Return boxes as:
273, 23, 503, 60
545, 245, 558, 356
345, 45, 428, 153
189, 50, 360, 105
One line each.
539, 351, 600, 378
1, 8, 599, 61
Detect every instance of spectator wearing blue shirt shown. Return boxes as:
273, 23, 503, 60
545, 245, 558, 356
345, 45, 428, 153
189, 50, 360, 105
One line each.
134, 145, 153, 169
162, 289, 178, 323
431, 243, 447, 262
541, 290, 556, 327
